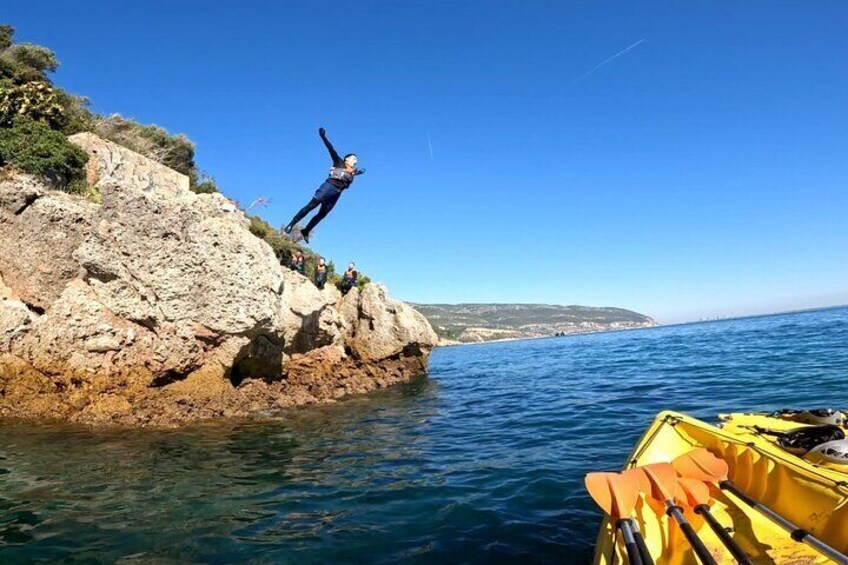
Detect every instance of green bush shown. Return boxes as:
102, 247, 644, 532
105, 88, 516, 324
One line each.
246, 215, 354, 287
0, 26, 58, 85
0, 118, 88, 184
0, 22, 375, 285
0, 25, 10, 50
0, 24, 215, 195
67, 180, 102, 204
356, 274, 371, 290
90, 113, 218, 193
0, 81, 66, 129
92, 114, 196, 176
249, 215, 303, 263
191, 171, 219, 194
55, 91, 97, 135
433, 327, 460, 340
192, 180, 219, 194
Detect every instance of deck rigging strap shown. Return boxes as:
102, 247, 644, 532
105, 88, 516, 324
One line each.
720, 479, 848, 564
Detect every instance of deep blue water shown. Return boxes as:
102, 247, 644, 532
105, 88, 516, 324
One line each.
1, 307, 846, 563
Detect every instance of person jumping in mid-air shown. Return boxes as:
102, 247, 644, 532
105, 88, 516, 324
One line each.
283, 127, 365, 243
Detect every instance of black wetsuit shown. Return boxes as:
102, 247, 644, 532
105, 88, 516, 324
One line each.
286, 133, 363, 236
340, 269, 358, 294
315, 266, 327, 289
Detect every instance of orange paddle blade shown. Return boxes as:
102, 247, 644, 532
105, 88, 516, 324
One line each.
624, 468, 651, 497
623, 467, 652, 494
639, 463, 678, 501
673, 449, 729, 483
585, 472, 640, 521
677, 477, 710, 507
586, 473, 616, 516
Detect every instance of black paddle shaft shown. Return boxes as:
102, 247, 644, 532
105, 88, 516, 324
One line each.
616, 519, 644, 565
630, 523, 655, 565
720, 481, 848, 565
665, 503, 718, 565
623, 519, 654, 565
694, 504, 753, 565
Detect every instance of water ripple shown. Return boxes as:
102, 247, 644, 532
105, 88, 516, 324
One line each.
0, 308, 846, 563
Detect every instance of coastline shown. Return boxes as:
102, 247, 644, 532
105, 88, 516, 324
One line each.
436, 303, 848, 348
436, 323, 660, 348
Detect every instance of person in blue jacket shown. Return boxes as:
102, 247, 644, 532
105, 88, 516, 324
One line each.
283, 128, 365, 243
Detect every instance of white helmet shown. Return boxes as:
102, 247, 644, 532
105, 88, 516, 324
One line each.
776, 408, 845, 426
796, 409, 845, 426
804, 440, 848, 466
344, 154, 358, 168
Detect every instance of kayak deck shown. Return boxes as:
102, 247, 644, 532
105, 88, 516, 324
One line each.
592, 411, 848, 564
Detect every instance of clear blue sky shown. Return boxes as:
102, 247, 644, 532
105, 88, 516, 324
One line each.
7, 1, 848, 322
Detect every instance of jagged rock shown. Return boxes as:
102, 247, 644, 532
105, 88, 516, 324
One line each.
0, 135, 437, 426
279, 269, 343, 354
0, 175, 97, 309
0, 173, 44, 213
0, 299, 34, 352
74, 181, 283, 335
69, 132, 191, 198
339, 286, 361, 335
169, 336, 251, 399
0, 273, 12, 299
14, 280, 161, 382
349, 284, 439, 360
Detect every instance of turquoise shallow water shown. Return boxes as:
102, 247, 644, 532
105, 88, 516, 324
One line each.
0, 307, 846, 563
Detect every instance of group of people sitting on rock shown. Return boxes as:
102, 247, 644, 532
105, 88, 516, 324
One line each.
288, 251, 358, 294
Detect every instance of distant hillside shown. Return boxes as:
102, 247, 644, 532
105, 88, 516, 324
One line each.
411, 303, 657, 343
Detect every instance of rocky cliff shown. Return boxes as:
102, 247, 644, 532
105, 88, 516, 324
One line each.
0, 134, 437, 426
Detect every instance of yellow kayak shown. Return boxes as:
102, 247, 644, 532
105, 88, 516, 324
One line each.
591, 411, 848, 564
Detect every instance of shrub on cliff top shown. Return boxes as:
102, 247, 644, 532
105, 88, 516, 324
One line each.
0, 81, 66, 129
191, 171, 219, 194
248, 215, 308, 264
0, 23, 369, 284
0, 118, 88, 184
55, 91, 97, 136
0, 25, 218, 194
0, 25, 59, 85
91, 114, 219, 194
92, 114, 195, 176
247, 215, 357, 284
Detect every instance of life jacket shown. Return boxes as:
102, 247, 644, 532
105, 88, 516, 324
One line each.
328, 166, 355, 186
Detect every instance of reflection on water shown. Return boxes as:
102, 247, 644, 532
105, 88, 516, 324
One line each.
1, 307, 846, 563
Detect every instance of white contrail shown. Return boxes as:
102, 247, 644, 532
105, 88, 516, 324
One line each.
427, 131, 434, 161
572, 39, 645, 84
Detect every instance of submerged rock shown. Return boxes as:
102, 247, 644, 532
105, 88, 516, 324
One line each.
0, 135, 437, 426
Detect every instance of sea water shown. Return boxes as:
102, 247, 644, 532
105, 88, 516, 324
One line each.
1, 307, 846, 563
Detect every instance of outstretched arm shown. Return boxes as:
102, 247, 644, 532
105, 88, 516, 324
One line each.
318, 127, 342, 165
